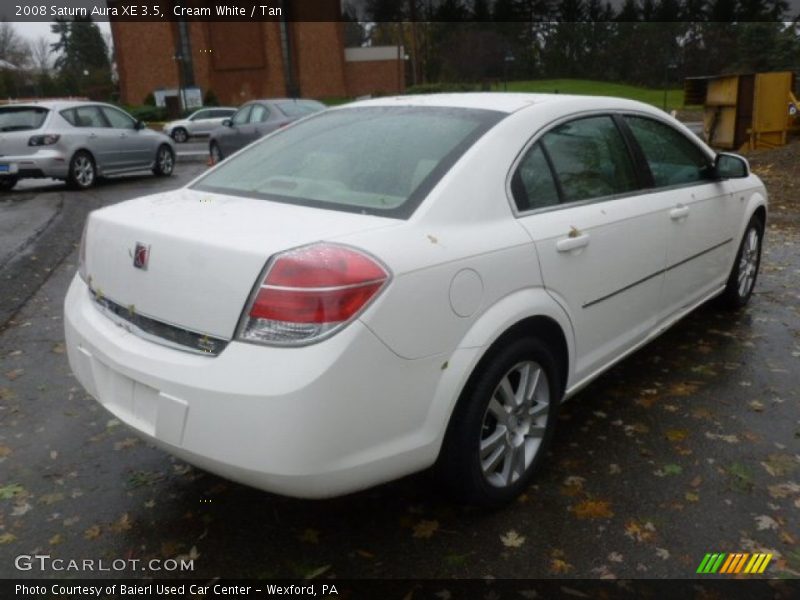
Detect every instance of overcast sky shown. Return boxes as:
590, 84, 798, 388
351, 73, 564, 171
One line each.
14, 20, 112, 43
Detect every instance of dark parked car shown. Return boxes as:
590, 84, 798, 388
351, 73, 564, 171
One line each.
209, 98, 326, 163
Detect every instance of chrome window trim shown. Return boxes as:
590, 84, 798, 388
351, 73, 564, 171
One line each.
505, 108, 718, 219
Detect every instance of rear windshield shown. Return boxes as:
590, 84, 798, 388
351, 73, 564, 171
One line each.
192, 106, 504, 218
0, 106, 48, 131
275, 100, 326, 118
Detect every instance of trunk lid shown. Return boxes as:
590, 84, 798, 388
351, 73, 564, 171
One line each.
83, 188, 399, 340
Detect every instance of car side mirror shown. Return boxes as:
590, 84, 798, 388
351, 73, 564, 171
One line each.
222, 119, 232, 127
135, 120, 146, 130
713, 153, 749, 179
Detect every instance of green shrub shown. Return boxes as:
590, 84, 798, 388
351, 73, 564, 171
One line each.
203, 89, 220, 106
405, 82, 480, 95
125, 105, 169, 122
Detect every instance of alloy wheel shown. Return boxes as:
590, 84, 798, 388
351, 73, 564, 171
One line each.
480, 360, 550, 488
737, 227, 760, 298
74, 155, 94, 187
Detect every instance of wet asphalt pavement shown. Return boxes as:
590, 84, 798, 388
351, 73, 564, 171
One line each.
0, 165, 798, 581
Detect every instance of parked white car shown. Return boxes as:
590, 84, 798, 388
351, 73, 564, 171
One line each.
162, 107, 236, 143
65, 94, 767, 506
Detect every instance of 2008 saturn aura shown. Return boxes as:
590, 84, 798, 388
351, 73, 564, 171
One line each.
65, 94, 767, 506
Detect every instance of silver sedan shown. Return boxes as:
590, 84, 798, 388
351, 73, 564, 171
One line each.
0, 101, 176, 191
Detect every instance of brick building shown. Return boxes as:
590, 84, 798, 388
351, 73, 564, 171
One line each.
110, 7, 405, 106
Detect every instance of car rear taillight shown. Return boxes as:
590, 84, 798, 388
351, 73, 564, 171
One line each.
28, 134, 60, 146
237, 243, 390, 346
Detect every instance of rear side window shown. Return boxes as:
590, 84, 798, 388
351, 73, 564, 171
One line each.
66, 106, 108, 128
276, 101, 325, 118
193, 106, 504, 219
211, 109, 234, 118
511, 142, 559, 211
0, 106, 48, 131
624, 116, 711, 187
542, 116, 638, 203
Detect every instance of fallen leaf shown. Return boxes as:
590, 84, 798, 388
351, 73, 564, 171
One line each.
665, 429, 689, 442
110, 513, 132, 532
0, 533, 16, 544
412, 520, 439, 539
608, 552, 624, 563
84, 525, 102, 540
549, 558, 573, 574
11, 502, 32, 516
52, 343, 66, 354
500, 530, 526, 548
38, 493, 64, 505
767, 482, 800, 499
655, 547, 670, 560
572, 499, 614, 520
754, 515, 779, 531
4, 368, 23, 381
749, 400, 765, 412
298, 528, 320, 544
49, 534, 63, 545
685, 491, 700, 502
0, 483, 25, 499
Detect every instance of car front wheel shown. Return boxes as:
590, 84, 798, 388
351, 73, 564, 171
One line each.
438, 336, 561, 507
210, 141, 223, 164
153, 145, 175, 177
719, 215, 763, 309
67, 151, 96, 190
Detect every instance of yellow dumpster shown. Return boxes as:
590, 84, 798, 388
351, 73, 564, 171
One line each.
684, 71, 799, 151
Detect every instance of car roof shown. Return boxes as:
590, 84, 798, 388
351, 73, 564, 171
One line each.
0, 100, 115, 111
343, 92, 661, 116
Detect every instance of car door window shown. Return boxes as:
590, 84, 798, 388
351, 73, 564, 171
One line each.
249, 104, 270, 123
101, 107, 136, 129
541, 116, 638, 203
191, 110, 210, 121
73, 106, 108, 128
232, 106, 251, 126
624, 116, 711, 187
511, 142, 560, 212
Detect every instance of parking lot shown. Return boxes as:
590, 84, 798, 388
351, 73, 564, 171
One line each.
0, 157, 799, 580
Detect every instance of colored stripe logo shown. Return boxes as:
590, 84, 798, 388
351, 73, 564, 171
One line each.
696, 553, 772, 574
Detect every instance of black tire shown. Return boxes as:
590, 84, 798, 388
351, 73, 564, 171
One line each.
67, 151, 96, 190
171, 128, 188, 143
153, 145, 175, 177
0, 177, 18, 191
718, 215, 764, 310
209, 141, 223, 164
437, 336, 562, 508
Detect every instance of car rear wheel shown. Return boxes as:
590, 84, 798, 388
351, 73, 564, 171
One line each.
0, 177, 18, 191
437, 336, 561, 507
153, 145, 175, 177
67, 151, 96, 190
210, 142, 223, 164
718, 215, 763, 310
171, 128, 188, 143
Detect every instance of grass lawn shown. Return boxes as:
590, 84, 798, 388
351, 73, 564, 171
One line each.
492, 79, 689, 111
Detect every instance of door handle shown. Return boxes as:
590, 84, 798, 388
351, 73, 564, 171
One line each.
556, 233, 590, 252
670, 205, 690, 220
88, 133, 97, 139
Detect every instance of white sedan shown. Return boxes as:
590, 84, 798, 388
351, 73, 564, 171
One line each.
162, 107, 237, 143
65, 94, 766, 506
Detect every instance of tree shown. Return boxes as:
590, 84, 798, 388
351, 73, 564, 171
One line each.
50, 18, 112, 99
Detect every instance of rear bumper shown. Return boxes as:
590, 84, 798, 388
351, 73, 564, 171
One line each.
64, 275, 449, 498
0, 149, 69, 179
